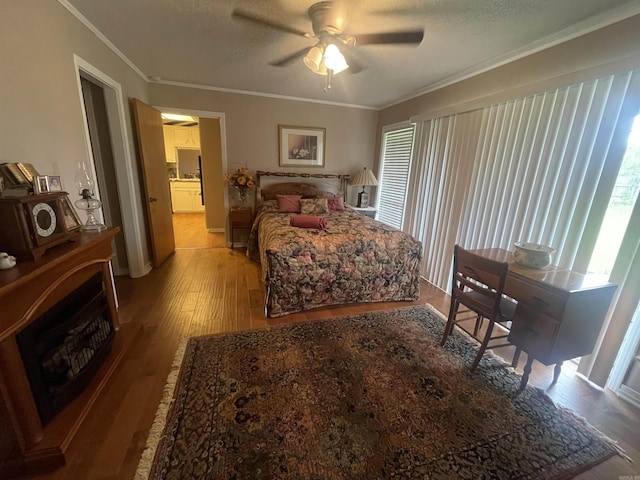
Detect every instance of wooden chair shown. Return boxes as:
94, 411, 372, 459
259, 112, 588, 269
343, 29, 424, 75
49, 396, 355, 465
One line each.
441, 244, 520, 371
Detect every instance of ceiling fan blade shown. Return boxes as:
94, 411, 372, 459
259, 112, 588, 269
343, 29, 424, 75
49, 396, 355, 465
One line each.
355, 30, 424, 46
269, 47, 310, 67
232, 9, 312, 38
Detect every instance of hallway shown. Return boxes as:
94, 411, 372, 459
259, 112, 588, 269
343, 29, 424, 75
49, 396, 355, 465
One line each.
172, 212, 226, 249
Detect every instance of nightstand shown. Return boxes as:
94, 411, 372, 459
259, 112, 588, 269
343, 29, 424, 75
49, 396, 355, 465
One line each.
352, 206, 377, 218
229, 207, 253, 247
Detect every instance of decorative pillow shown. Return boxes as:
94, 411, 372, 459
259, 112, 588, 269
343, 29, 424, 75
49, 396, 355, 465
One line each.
258, 199, 279, 213
326, 196, 345, 211
300, 198, 329, 215
276, 194, 302, 213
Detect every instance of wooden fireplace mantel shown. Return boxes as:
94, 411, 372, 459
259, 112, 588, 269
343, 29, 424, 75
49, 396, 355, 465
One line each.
0, 227, 140, 478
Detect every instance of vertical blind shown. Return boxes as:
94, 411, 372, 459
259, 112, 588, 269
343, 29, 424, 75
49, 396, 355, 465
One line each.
399, 70, 640, 292
376, 125, 415, 229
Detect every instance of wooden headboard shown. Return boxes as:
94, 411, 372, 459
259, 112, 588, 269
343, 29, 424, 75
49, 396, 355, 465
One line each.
256, 171, 350, 202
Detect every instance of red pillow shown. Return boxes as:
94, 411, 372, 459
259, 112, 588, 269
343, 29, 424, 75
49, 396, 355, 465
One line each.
276, 194, 302, 213
327, 197, 345, 211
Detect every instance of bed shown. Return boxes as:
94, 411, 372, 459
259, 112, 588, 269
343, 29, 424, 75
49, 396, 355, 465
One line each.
247, 171, 423, 318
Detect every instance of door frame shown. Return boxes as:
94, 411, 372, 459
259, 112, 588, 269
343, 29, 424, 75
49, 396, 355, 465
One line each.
73, 55, 150, 278
154, 106, 229, 219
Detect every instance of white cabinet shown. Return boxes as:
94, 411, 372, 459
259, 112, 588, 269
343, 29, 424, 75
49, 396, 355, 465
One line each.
173, 126, 200, 147
163, 126, 176, 163
170, 181, 204, 212
163, 125, 200, 163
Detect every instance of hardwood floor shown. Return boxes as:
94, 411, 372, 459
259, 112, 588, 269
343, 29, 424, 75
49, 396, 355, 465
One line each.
172, 212, 226, 249
28, 221, 640, 479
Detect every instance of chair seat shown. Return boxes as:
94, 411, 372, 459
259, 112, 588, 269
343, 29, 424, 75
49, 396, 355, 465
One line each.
463, 290, 516, 322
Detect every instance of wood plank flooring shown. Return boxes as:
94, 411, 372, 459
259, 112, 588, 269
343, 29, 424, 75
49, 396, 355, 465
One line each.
28, 215, 640, 479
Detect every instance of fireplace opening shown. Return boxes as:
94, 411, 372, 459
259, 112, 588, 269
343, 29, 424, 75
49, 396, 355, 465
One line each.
16, 272, 115, 425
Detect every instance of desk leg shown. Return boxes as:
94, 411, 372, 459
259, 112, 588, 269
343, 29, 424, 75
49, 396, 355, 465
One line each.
551, 361, 563, 385
511, 347, 521, 368
518, 356, 534, 393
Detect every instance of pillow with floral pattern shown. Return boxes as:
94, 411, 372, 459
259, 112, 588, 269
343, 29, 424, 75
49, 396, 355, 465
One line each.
300, 198, 329, 215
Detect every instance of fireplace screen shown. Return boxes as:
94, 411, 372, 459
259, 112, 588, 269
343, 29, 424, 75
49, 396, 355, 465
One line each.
17, 272, 115, 425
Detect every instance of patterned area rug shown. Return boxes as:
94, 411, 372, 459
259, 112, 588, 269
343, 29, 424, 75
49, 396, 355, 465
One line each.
136, 306, 623, 479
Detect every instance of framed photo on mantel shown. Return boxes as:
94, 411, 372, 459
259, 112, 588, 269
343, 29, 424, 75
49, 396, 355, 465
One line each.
278, 125, 325, 168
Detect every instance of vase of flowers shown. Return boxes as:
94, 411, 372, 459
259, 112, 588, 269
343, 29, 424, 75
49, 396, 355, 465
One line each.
225, 167, 255, 207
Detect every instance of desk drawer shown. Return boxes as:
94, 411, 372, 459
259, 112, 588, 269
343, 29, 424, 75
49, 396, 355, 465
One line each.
509, 303, 559, 363
506, 276, 566, 319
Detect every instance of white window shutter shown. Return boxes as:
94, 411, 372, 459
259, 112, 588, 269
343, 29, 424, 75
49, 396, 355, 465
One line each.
377, 125, 416, 229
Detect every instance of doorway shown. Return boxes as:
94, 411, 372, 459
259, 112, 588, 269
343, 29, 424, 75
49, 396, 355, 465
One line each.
74, 56, 148, 278
80, 76, 128, 274
158, 108, 228, 249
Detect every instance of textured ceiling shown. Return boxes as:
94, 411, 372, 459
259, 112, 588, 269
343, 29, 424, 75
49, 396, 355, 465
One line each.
64, 0, 640, 109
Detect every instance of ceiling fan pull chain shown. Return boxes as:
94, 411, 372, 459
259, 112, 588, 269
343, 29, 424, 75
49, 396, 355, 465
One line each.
324, 69, 333, 92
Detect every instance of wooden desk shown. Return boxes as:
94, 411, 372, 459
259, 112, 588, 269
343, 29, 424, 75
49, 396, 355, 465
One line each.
472, 248, 616, 391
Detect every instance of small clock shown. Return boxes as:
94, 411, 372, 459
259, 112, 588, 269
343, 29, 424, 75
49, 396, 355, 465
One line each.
33, 202, 57, 237
0, 192, 79, 261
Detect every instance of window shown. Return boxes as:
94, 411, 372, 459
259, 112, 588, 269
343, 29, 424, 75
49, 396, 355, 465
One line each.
376, 125, 415, 229
588, 114, 640, 275
406, 72, 640, 290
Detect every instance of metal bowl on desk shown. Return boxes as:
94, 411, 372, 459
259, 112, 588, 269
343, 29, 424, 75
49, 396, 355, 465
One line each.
512, 242, 555, 269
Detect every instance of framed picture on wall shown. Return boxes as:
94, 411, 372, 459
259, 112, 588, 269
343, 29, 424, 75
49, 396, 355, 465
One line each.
278, 125, 325, 167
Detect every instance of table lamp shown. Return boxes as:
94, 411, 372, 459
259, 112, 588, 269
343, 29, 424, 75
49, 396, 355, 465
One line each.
350, 167, 378, 208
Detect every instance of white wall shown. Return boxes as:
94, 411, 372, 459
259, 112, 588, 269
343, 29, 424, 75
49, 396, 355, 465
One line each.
0, 0, 152, 274
149, 84, 379, 206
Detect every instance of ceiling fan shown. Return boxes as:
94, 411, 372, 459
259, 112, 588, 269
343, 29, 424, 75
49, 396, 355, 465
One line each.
231, 1, 424, 91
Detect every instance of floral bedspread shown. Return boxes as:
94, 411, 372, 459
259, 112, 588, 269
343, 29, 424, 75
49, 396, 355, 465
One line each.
247, 201, 423, 317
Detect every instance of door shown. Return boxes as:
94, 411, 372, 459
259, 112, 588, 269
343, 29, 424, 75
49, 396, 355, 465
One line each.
131, 98, 175, 267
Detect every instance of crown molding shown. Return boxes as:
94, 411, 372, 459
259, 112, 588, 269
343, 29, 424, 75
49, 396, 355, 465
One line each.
58, 0, 148, 81
380, 2, 640, 110
148, 79, 377, 110
58, 0, 376, 111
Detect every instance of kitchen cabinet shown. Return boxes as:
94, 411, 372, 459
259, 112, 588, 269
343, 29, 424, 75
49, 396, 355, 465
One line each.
170, 181, 204, 212
163, 125, 200, 162
173, 126, 199, 146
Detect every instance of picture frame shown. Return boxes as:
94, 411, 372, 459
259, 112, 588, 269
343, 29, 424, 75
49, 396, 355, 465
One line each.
278, 125, 326, 167
60, 195, 82, 231
48, 175, 63, 191
34, 175, 50, 195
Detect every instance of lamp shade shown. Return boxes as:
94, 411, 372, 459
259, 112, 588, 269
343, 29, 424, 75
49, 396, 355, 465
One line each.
324, 44, 349, 74
303, 45, 325, 74
350, 167, 378, 187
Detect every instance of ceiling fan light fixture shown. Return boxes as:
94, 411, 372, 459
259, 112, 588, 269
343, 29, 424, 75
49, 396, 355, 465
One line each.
303, 45, 325, 73
324, 43, 348, 74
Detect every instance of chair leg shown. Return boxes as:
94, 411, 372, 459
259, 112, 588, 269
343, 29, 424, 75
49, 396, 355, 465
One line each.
470, 320, 496, 372
441, 300, 459, 346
